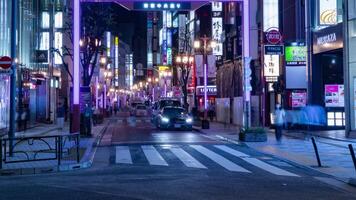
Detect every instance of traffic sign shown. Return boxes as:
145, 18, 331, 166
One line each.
265, 28, 282, 45
0, 56, 12, 69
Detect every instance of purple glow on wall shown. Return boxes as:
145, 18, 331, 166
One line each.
73, 0, 80, 104
243, 0, 249, 57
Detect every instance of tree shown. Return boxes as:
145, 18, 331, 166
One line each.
52, 3, 119, 87
175, 19, 193, 109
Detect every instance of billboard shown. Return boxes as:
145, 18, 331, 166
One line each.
325, 84, 344, 107
285, 46, 306, 65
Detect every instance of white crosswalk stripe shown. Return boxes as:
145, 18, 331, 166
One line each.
170, 147, 207, 169
214, 145, 250, 157
141, 145, 168, 166
115, 146, 132, 164
214, 145, 299, 177
114, 145, 300, 177
190, 145, 250, 173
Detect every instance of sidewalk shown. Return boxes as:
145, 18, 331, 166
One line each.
194, 121, 356, 183
0, 119, 109, 175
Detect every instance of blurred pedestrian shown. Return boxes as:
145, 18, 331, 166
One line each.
84, 104, 92, 136
274, 104, 285, 142
114, 103, 118, 116
21, 109, 28, 132
57, 101, 65, 131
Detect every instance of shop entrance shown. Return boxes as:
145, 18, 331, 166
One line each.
313, 49, 344, 129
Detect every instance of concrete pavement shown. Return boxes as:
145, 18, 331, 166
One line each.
194, 121, 356, 185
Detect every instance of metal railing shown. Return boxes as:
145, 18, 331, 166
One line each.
0, 133, 80, 169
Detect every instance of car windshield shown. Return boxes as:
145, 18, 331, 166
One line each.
159, 100, 181, 108
136, 105, 146, 109
162, 108, 186, 117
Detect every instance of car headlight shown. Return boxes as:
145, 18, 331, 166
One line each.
186, 118, 193, 123
161, 117, 170, 123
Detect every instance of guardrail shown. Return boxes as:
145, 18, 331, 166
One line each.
0, 133, 80, 169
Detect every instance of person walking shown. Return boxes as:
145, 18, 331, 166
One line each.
84, 104, 92, 136
57, 101, 65, 131
274, 104, 285, 142
21, 108, 28, 132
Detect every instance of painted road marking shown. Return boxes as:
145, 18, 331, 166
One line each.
214, 145, 250, 157
190, 145, 250, 173
242, 158, 299, 177
170, 147, 207, 169
141, 145, 168, 166
115, 146, 132, 164
215, 145, 299, 177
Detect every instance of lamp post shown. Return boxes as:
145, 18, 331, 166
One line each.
175, 54, 194, 110
194, 36, 216, 129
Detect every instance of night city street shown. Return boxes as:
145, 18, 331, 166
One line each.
2, 0, 356, 199
1, 116, 356, 199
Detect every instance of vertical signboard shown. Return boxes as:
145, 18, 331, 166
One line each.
147, 12, 153, 68
106, 32, 111, 69
114, 36, 119, 87
178, 14, 186, 53
263, 54, 280, 77
212, 2, 223, 56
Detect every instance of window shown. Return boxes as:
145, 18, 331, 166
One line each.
41, 12, 50, 28
39, 32, 50, 50
54, 32, 62, 64
54, 12, 63, 28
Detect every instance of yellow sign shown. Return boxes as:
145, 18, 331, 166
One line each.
115, 37, 119, 45
158, 66, 170, 71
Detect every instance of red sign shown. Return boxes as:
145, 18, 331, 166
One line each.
0, 56, 12, 69
265, 29, 282, 45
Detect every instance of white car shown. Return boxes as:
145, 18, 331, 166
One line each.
135, 104, 148, 117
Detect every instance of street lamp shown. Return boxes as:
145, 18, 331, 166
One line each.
175, 53, 195, 109
194, 36, 216, 129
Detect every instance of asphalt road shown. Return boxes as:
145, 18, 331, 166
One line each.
0, 116, 356, 200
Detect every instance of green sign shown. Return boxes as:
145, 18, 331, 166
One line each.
285, 46, 306, 63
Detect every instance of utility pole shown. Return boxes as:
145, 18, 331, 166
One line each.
9, 0, 19, 155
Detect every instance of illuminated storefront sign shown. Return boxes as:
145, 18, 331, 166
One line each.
106, 32, 111, 69
319, 0, 337, 25
167, 12, 172, 28
134, 2, 191, 11
264, 54, 280, 78
196, 85, 217, 96
167, 48, 172, 65
114, 36, 119, 87
211, 2, 223, 56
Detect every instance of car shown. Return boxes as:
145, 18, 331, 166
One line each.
155, 106, 193, 131
135, 104, 148, 117
151, 98, 182, 123
130, 101, 143, 116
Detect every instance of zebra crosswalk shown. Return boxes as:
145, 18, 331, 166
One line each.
114, 144, 300, 177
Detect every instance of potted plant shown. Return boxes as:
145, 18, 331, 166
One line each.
239, 127, 267, 142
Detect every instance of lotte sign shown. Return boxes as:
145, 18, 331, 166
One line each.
265, 28, 282, 45
0, 56, 12, 69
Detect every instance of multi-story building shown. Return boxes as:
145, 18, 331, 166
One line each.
0, 0, 67, 132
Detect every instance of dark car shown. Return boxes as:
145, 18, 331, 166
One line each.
155, 107, 193, 131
